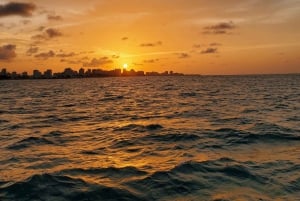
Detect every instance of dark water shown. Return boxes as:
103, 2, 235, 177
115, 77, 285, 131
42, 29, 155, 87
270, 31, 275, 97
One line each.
0, 75, 299, 201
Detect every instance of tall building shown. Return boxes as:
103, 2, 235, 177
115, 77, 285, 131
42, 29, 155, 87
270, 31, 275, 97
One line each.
33, 70, 42, 79
79, 68, 85, 77
44, 69, 52, 79
0, 68, 7, 78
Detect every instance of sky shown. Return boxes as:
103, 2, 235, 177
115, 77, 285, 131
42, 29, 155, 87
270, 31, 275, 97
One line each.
0, 0, 299, 75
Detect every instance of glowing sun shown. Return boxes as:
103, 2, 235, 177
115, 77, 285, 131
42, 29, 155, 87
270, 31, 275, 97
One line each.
123, 64, 128, 69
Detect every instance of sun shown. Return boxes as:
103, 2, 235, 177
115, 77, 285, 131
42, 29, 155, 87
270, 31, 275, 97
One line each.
123, 64, 128, 69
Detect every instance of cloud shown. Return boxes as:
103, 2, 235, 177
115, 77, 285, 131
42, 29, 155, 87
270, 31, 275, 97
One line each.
193, 44, 202, 48
121, 37, 128, 40
21, 19, 31, 25
140, 41, 162, 47
35, 50, 55, 59
0, 2, 36, 17
112, 55, 120, 59
144, 59, 159, 63
178, 53, 190, 58
201, 48, 218, 54
0, 44, 16, 61
32, 28, 63, 40
83, 57, 113, 67
56, 52, 76, 58
60, 59, 82, 64
47, 14, 63, 21
26, 46, 39, 55
203, 21, 235, 34
46, 28, 63, 38
37, 26, 45, 31
210, 43, 222, 46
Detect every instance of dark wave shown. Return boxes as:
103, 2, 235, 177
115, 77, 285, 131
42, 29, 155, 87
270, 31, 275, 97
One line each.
179, 92, 197, 97
114, 124, 163, 132
7, 137, 55, 150
286, 177, 300, 193
140, 132, 200, 142
125, 158, 268, 200
0, 173, 143, 201
100, 95, 124, 101
61, 166, 147, 179
110, 132, 199, 149
210, 128, 300, 146
42, 130, 65, 137
0, 119, 9, 124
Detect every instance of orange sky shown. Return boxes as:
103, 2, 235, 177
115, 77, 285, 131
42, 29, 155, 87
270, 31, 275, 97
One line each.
0, 0, 299, 75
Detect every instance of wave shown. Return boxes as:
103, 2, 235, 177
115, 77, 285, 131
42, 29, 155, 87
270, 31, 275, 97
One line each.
179, 92, 197, 97
7, 136, 55, 150
210, 128, 300, 146
100, 95, 124, 101
42, 130, 65, 137
125, 158, 271, 200
61, 166, 147, 179
140, 132, 200, 143
1, 160, 299, 200
0, 173, 142, 201
114, 124, 163, 132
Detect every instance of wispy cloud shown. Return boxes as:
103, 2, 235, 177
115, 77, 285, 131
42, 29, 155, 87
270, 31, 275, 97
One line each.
56, 52, 76, 58
144, 59, 159, 63
47, 14, 63, 21
83, 57, 113, 67
177, 53, 190, 59
35, 50, 55, 59
201, 48, 218, 54
26, 46, 39, 56
32, 28, 63, 41
140, 41, 162, 47
203, 21, 236, 34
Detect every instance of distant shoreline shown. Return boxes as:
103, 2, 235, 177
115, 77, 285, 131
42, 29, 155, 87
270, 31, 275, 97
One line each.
1, 73, 299, 81
0, 67, 184, 80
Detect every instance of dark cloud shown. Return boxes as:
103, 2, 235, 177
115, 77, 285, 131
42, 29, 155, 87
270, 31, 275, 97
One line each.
35, 50, 55, 59
47, 14, 63, 21
56, 52, 76, 58
144, 59, 159, 63
121, 37, 128, 40
112, 55, 120, 59
60, 59, 82, 64
140, 41, 162, 47
201, 48, 218, 54
203, 21, 235, 34
133, 63, 143, 66
46, 28, 63, 38
83, 57, 113, 67
21, 19, 31, 25
0, 44, 16, 61
0, 2, 36, 17
193, 44, 202, 48
26, 46, 39, 55
32, 28, 63, 40
37, 26, 45, 31
210, 43, 222, 46
178, 53, 190, 59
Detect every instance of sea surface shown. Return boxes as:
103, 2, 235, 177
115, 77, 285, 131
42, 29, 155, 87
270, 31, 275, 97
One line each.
0, 75, 299, 201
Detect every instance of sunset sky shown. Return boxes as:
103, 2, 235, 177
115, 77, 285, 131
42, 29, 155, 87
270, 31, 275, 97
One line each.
0, 0, 299, 75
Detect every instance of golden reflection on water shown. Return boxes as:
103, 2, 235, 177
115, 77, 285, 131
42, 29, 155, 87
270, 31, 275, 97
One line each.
1, 76, 300, 200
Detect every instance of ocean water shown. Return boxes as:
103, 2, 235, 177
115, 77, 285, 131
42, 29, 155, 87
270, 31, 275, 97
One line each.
0, 75, 299, 201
